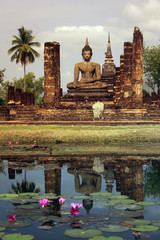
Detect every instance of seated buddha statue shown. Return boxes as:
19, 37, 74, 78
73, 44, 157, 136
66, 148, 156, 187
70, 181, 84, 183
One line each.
67, 38, 107, 89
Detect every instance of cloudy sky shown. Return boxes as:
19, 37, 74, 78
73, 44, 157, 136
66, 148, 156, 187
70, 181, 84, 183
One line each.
1, 0, 160, 92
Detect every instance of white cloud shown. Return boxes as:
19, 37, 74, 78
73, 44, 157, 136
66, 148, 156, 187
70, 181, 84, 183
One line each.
2, 0, 160, 92
123, 0, 160, 44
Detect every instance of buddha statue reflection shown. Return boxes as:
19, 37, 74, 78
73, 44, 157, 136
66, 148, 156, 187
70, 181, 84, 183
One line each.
67, 38, 107, 89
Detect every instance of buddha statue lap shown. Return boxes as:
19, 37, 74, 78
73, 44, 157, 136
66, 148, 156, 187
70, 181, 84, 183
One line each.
67, 39, 107, 90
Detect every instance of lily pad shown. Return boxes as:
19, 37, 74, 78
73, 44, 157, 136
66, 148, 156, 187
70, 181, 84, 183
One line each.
152, 221, 160, 227
16, 204, 40, 209
58, 195, 72, 198
98, 192, 113, 197
0, 194, 18, 198
107, 200, 121, 204
108, 210, 143, 218
98, 224, 129, 232
32, 194, 58, 200
0, 227, 6, 231
113, 204, 143, 211
107, 199, 135, 205
64, 229, 103, 238
119, 199, 136, 204
136, 201, 155, 206
93, 197, 107, 202
79, 214, 109, 225
124, 219, 151, 225
90, 192, 113, 197
0, 232, 5, 238
18, 192, 39, 197
0, 197, 17, 201
102, 203, 115, 206
2, 233, 34, 240
72, 195, 91, 200
89, 237, 108, 240
89, 237, 123, 240
106, 237, 123, 240
110, 195, 129, 200
9, 199, 28, 205
0, 220, 31, 228
131, 225, 159, 232
19, 198, 37, 203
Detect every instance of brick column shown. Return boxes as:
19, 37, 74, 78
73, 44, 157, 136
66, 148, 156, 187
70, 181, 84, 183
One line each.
8, 86, 15, 104
119, 55, 125, 105
123, 42, 133, 105
44, 42, 61, 106
44, 169, 61, 195
15, 88, 22, 104
132, 27, 143, 105
114, 67, 120, 104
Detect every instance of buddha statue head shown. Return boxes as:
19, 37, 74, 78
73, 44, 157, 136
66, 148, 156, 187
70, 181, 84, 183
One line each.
82, 38, 93, 61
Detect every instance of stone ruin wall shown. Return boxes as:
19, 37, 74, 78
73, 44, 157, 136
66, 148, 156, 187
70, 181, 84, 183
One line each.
114, 27, 143, 108
8, 86, 34, 105
1, 27, 160, 122
44, 42, 61, 106
43, 27, 144, 109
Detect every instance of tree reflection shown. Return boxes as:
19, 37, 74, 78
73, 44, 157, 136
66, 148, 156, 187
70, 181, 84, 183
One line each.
11, 181, 40, 194
144, 163, 160, 198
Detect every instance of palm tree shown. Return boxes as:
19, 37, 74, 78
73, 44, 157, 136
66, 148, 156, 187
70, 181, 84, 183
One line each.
8, 26, 41, 92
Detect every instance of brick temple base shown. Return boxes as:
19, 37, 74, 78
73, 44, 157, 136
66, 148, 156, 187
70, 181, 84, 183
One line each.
1, 103, 160, 123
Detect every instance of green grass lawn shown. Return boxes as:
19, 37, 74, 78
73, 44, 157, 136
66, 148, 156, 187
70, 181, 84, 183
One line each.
0, 124, 160, 145
0, 124, 160, 155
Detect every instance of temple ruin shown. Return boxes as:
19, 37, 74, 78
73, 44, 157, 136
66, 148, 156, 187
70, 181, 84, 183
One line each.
1, 26, 160, 122
43, 26, 143, 108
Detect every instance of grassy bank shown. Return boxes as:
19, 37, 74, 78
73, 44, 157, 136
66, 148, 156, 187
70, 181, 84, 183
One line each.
0, 124, 160, 144
0, 124, 160, 155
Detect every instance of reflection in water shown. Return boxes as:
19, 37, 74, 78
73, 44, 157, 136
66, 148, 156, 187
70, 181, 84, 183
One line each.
68, 168, 101, 214
144, 160, 160, 198
11, 180, 41, 194
1, 154, 160, 202
1, 154, 160, 240
68, 168, 101, 194
103, 166, 114, 193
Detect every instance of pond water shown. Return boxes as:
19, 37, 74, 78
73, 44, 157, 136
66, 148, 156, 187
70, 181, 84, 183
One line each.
0, 154, 160, 240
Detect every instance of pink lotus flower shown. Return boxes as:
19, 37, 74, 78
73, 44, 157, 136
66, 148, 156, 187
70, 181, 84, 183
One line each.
32, 143, 36, 148
70, 203, 82, 215
59, 197, 65, 206
39, 198, 49, 207
16, 142, 18, 144
9, 215, 16, 221
11, 145, 14, 148
9, 142, 12, 145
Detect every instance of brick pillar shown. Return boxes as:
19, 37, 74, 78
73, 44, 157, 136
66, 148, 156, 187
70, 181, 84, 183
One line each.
114, 67, 120, 104
15, 88, 22, 104
123, 42, 133, 105
132, 27, 143, 105
115, 161, 144, 201
8, 86, 15, 103
30, 93, 35, 105
21, 92, 28, 105
44, 42, 61, 106
119, 55, 124, 105
44, 169, 61, 195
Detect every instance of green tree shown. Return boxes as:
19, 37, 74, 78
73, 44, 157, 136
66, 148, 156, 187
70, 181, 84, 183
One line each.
11, 181, 41, 194
143, 43, 160, 93
12, 72, 44, 104
0, 69, 6, 105
0, 68, 5, 85
144, 163, 160, 198
8, 26, 41, 92
0, 72, 44, 105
